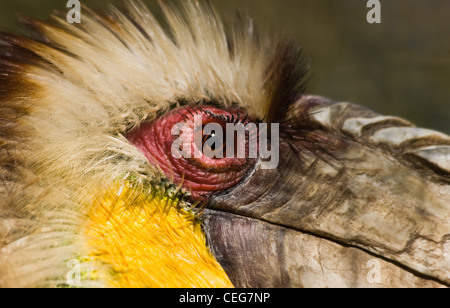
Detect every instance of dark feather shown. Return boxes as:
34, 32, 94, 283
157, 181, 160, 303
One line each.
264, 39, 310, 124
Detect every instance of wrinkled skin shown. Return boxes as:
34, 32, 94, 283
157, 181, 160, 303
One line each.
203, 95, 450, 288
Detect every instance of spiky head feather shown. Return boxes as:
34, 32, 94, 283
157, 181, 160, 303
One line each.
0, 0, 308, 287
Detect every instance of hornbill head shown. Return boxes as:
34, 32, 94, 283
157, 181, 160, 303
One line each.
0, 1, 449, 288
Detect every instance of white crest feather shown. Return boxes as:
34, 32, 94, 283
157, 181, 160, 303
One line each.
0, 0, 282, 287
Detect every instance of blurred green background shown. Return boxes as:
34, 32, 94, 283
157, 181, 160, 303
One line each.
0, 0, 449, 133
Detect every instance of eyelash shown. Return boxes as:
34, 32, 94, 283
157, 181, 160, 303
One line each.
180, 104, 250, 126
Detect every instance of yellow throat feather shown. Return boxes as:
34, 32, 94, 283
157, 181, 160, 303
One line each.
84, 182, 233, 288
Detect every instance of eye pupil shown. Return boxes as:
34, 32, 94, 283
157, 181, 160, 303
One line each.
201, 128, 228, 157
203, 131, 218, 151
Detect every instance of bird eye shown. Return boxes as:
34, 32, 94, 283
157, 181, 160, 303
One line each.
127, 105, 258, 199
202, 131, 220, 154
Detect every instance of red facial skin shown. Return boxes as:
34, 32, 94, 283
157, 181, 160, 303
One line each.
127, 106, 257, 199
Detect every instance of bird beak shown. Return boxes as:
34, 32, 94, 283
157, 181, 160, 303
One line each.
203, 95, 450, 288
203, 135, 331, 288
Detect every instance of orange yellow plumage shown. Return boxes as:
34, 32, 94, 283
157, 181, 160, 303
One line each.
85, 182, 233, 288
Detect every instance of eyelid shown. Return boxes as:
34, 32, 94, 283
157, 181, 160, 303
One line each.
126, 105, 257, 199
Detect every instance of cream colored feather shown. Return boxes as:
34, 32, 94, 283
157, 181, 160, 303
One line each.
0, 0, 293, 287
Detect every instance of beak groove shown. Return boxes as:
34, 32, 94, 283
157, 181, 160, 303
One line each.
203, 96, 450, 288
